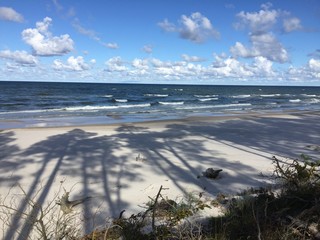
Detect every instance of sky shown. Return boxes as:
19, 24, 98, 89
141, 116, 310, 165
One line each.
0, 0, 320, 85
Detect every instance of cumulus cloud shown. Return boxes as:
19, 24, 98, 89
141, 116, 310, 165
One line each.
22, 17, 74, 56
286, 59, 320, 80
0, 50, 38, 65
230, 33, 288, 63
208, 57, 253, 78
52, 56, 89, 71
309, 58, 320, 72
251, 56, 275, 76
181, 54, 206, 62
149, 58, 204, 79
158, 12, 219, 43
132, 58, 149, 70
231, 4, 302, 63
283, 17, 302, 32
158, 19, 176, 32
105, 56, 127, 72
0, 7, 24, 22
235, 8, 279, 33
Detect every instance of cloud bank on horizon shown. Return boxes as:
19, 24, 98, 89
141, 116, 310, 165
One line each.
0, 0, 319, 85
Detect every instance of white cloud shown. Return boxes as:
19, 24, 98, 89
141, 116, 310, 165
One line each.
53, 56, 89, 71
158, 12, 219, 43
181, 54, 206, 62
235, 8, 279, 33
283, 17, 302, 32
251, 56, 275, 76
261, 2, 273, 10
0, 7, 24, 23
232, 4, 303, 65
309, 58, 320, 72
150, 58, 204, 79
105, 43, 119, 49
132, 58, 149, 70
142, 45, 153, 54
105, 56, 127, 72
230, 33, 288, 63
22, 17, 74, 56
158, 19, 176, 32
0, 50, 38, 65
208, 57, 253, 78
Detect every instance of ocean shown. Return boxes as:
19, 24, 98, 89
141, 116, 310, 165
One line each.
0, 81, 320, 128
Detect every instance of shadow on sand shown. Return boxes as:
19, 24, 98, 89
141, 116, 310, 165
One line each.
1, 112, 319, 238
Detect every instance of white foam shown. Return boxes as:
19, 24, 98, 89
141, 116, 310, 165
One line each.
232, 95, 251, 98
198, 98, 218, 102
260, 94, 281, 97
301, 94, 317, 97
194, 94, 218, 98
289, 99, 301, 103
65, 104, 151, 111
144, 94, 169, 97
115, 99, 128, 103
307, 98, 320, 103
177, 103, 252, 110
159, 101, 184, 105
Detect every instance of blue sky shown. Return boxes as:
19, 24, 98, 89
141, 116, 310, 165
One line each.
0, 0, 319, 85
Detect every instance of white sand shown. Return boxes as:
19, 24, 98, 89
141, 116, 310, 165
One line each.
1, 111, 319, 237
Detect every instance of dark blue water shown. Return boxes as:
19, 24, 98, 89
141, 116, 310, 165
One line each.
0, 81, 320, 128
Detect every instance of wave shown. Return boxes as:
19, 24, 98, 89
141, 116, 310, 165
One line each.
213, 103, 252, 108
198, 98, 219, 102
159, 101, 184, 105
144, 94, 169, 97
65, 103, 151, 111
194, 94, 218, 98
232, 94, 251, 98
103, 95, 113, 98
289, 99, 301, 103
306, 98, 320, 104
176, 103, 252, 110
260, 94, 281, 97
0, 109, 56, 115
114, 99, 128, 103
301, 94, 317, 97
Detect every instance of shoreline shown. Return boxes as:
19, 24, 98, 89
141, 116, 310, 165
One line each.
1, 109, 319, 130
1, 110, 319, 237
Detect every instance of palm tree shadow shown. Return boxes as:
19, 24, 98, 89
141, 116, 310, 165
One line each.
0, 131, 24, 186
5, 128, 144, 238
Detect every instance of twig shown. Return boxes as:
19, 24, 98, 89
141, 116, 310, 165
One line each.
152, 185, 163, 232
252, 201, 261, 240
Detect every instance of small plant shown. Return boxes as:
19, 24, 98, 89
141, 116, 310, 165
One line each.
207, 154, 320, 240
273, 155, 320, 193
0, 181, 86, 239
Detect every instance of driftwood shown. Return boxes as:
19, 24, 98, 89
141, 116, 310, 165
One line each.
56, 190, 91, 214
203, 168, 223, 179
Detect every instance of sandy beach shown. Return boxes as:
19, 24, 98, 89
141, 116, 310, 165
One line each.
1, 111, 320, 237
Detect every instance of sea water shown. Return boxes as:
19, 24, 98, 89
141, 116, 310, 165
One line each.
0, 81, 319, 128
